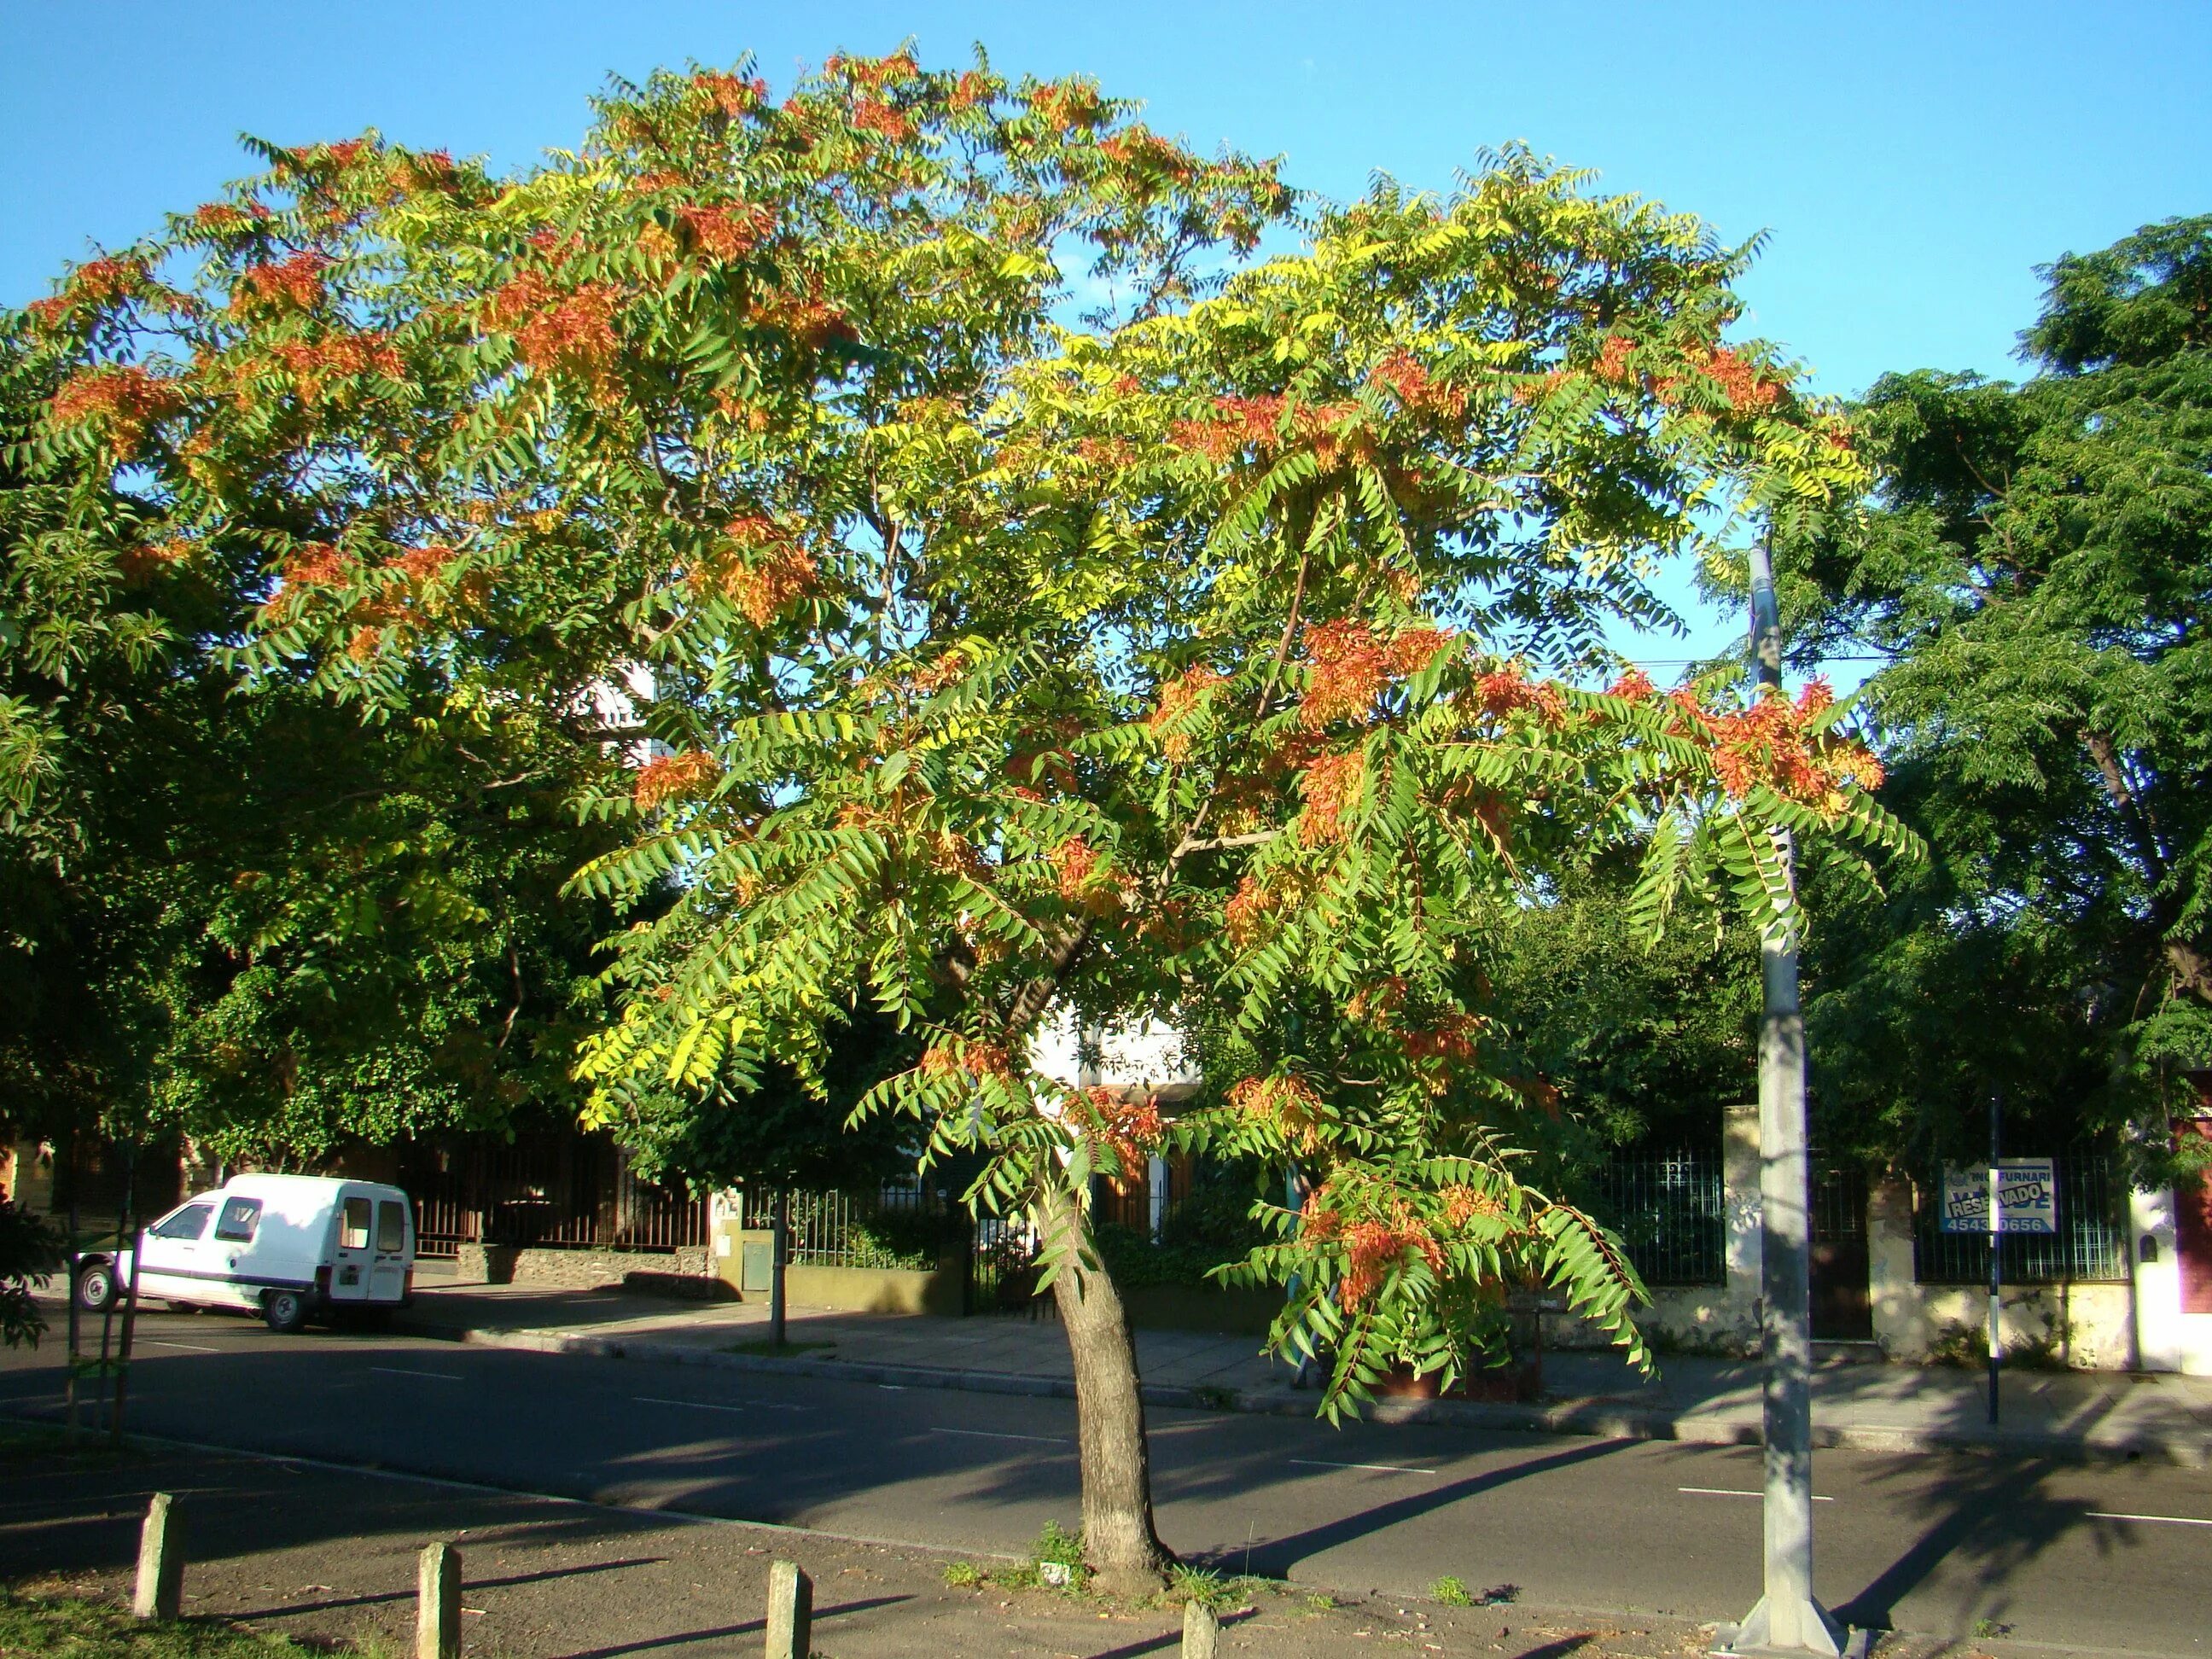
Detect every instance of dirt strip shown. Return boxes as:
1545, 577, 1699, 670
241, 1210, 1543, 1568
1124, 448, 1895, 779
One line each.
0, 1427, 2004, 1659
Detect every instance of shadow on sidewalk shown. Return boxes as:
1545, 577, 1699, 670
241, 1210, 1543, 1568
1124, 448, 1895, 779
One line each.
558, 1594, 910, 1659
228, 1556, 667, 1621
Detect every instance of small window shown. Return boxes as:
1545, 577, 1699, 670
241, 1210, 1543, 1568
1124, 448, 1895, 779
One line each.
375, 1201, 406, 1254
150, 1204, 212, 1242
212, 1197, 262, 1243
341, 1197, 372, 1250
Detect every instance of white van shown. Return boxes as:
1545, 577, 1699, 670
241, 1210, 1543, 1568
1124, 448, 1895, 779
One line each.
73, 1173, 416, 1332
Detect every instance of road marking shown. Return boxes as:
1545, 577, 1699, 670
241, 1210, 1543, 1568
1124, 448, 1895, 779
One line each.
370, 1366, 464, 1382
140, 1340, 221, 1353
633, 1395, 812, 1416
1679, 1487, 1834, 1503
1289, 1458, 1438, 1476
2088, 1511, 2212, 1528
934, 1427, 1069, 1446
877, 1384, 906, 1390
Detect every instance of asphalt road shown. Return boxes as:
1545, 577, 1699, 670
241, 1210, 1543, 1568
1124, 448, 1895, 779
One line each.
5, 1311, 2206, 1655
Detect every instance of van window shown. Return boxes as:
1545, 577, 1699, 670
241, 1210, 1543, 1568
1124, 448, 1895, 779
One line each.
341, 1197, 372, 1250
150, 1204, 212, 1242
212, 1197, 262, 1243
376, 1201, 406, 1253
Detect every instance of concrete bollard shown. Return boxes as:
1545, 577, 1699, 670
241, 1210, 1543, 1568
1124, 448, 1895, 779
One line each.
131, 1493, 184, 1621
764, 1558, 812, 1659
416, 1541, 463, 1659
1182, 1598, 1220, 1659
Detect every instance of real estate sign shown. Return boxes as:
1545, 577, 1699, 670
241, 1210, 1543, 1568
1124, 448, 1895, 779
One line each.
1939, 1161, 2058, 1234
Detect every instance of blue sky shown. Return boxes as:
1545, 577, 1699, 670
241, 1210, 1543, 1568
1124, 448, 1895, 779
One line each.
5, 0, 2206, 664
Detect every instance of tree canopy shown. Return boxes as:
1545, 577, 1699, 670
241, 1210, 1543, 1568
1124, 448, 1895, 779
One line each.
1772, 215, 2212, 1173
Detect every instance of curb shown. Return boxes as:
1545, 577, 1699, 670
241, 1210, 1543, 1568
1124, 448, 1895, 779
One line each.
393, 1317, 2211, 1469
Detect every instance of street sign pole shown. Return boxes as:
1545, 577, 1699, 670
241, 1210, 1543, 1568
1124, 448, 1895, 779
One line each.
1720, 535, 1853, 1659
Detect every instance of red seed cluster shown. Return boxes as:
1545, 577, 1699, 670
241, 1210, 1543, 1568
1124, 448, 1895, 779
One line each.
1226, 1075, 1324, 1150
49, 365, 189, 457
1147, 665, 1228, 760
1665, 681, 1884, 804
693, 71, 770, 114
677, 202, 776, 260
633, 749, 722, 811
1368, 351, 1466, 419
1222, 876, 1278, 945
235, 251, 333, 311
485, 273, 623, 380
701, 516, 818, 626
1340, 1209, 1444, 1310
1296, 750, 1364, 846
270, 330, 403, 404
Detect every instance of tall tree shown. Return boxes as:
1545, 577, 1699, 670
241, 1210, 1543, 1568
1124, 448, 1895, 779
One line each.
11, 53, 1902, 1590
1772, 216, 2212, 1171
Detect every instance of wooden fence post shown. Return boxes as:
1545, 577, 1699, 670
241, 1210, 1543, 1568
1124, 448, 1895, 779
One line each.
416, 1541, 462, 1659
131, 1493, 183, 1620
1182, 1598, 1220, 1659
764, 1558, 812, 1659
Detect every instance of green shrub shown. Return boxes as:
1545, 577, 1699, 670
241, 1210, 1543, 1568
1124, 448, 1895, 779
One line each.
1430, 1575, 1473, 1607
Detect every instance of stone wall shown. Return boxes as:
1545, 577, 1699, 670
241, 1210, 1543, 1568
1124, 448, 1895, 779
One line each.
455, 1243, 712, 1288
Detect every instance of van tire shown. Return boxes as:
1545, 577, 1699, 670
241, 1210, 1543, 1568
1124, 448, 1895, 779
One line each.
73, 1261, 118, 1313
263, 1289, 309, 1333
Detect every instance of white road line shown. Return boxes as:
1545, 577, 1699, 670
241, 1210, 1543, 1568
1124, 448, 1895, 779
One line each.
1679, 1487, 1834, 1503
1289, 1458, 1439, 1476
635, 1396, 747, 1416
370, 1366, 464, 1382
633, 1395, 813, 1416
934, 1427, 1069, 1446
2088, 1511, 2212, 1528
140, 1340, 221, 1353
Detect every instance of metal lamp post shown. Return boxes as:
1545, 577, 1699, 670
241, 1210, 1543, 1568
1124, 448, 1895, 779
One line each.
1720, 535, 1857, 1658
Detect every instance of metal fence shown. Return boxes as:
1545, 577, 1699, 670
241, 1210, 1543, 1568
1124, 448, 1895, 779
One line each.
731, 1182, 948, 1270
405, 1135, 708, 1258
1912, 1153, 2128, 1284
1589, 1148, 1726, 1286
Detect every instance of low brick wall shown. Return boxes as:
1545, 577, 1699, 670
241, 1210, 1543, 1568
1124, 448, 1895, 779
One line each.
454, 1243, 712, 1289
783, 1260, 963, 1317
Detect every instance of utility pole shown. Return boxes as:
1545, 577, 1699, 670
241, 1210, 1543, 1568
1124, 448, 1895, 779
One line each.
1720, 535, 1854, 1658
1987, 1089, 2002, 1427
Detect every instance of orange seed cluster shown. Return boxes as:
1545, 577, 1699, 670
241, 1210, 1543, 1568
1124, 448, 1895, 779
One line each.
633, 749, 721, 811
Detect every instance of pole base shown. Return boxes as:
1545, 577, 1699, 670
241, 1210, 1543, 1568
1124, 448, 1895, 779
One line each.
1711, 1595, 1866, 1657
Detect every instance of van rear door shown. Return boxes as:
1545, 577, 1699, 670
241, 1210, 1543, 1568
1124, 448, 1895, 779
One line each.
370, 1197, 409, 1301
329, 1191, 375, 1303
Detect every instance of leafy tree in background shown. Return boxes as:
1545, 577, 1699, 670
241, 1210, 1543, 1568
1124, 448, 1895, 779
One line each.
1484, 852, 1761, 1154
1, 335, 620, 1171
9, 51, 1904, 1589
1772, 216, 2212, 1174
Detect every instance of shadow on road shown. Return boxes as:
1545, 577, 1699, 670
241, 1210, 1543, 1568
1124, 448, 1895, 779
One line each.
1230, 1437, 1627, 1575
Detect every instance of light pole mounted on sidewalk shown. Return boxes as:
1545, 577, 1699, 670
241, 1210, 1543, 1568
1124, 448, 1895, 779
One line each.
1718, 534, 1860, 1659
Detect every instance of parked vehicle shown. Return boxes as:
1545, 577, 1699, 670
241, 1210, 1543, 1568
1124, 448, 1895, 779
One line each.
72, 1173, 415, 1332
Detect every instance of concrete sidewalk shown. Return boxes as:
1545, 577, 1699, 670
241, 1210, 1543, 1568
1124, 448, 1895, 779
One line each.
394, 1276, 2212, 1466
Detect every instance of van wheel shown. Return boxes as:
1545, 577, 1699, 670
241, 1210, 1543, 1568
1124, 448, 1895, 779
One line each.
263, 1289, 309, 1333
74, 1261, 118, 1313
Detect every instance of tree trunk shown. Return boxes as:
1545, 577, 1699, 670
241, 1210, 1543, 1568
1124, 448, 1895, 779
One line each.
1037, 1183, 1171, 1598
